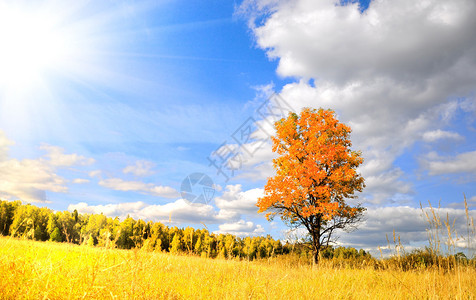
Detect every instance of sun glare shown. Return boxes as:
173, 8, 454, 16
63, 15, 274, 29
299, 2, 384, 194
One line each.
0, 4, 72, 91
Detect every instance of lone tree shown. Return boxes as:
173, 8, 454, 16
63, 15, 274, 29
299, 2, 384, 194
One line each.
257, 108, 365, 264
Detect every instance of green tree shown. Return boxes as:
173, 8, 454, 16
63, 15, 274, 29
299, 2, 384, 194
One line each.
49, 227, 62, 242
57, 211, 78, 243
117, 216, 135, 249
0, 200, 19, 235
82, 213, 107, 245
10, 204, 50, 240
131, 219, 146, 248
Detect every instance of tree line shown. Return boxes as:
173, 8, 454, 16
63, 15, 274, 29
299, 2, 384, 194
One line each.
0, 200, 371, 261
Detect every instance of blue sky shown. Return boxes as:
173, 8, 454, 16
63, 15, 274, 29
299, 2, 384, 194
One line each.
0, 0, 475, 255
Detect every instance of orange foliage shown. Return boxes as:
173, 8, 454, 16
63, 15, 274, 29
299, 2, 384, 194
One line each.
258, 107, 365, 227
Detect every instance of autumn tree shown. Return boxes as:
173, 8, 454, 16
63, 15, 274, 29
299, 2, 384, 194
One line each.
116, 216, 135, 249
10, 204, 50, 240
47, 213, 62, 242
82, 213, 107, 245
0, 200, 19, 235
170, 232, 183, 254
257, 108, 365, 264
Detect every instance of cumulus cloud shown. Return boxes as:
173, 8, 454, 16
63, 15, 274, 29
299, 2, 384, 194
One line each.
362, 168, 413, 204
99, 178, 179, 198
422, 129, 464, 143
69, 199, 228, 225
214, 184, 263, 219
215, 219, 265, 236
123, 160, 155, 177
308, 205, 476, 255
423, 151, 476, 176
241, 0, 476, 84
40, 144, 95, 167
236, 0, 476, 204
0, 131, 95, 202
0, 157, 66, 202
68, 184, 270, 228
70, 200, 267, 235
69, 201, 148, 217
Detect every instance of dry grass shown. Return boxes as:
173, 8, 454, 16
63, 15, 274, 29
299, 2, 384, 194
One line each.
0, 236, 475, 299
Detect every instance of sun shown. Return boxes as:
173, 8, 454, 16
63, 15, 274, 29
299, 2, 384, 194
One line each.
0, 3, 74, 91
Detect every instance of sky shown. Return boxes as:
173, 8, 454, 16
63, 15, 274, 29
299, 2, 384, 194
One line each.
0, 0, 475, 256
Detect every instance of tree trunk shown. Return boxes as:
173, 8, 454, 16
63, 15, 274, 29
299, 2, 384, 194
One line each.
313, 248, 319, 265
311, 233, 321, 265
311, 217, 321, 265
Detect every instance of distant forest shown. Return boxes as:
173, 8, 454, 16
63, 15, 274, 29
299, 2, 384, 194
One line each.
0, 200, 371, 261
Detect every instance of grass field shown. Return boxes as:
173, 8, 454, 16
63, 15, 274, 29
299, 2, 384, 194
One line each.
1, 236, 475, 299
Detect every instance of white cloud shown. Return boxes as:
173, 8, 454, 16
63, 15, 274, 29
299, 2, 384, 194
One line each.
123, 160, 155, 177
72, 178, 90, 184
242, 0, 476, 84
212, 183, 223, 192
330, 205, 476, 255
236, 0, 476, 204
455, 238, 476, 250
99, 178, 179, 198
362, 169, 413, 204
278, 202, 476, 255
67, 185, 271, 228
422, 129, 464, 142
215, 219, 265, 236
40, 144, 95, 167
69, 199, 224, 224
69, 201, 148, 217
88, 170, 102, 178
0, 158, 66, 202
0, 131, 95, 202
423, 151, 476, 176
214, 184, 263, 219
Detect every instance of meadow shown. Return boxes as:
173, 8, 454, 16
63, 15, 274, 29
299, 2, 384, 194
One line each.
1, 236, 475, 299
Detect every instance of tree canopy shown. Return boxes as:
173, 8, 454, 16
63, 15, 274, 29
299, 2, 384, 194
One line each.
258, 107, 366, 264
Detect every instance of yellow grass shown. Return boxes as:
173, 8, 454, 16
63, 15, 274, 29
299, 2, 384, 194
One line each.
0, 236, 475, 299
